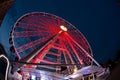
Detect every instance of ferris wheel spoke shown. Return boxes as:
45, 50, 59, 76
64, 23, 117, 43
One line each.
26, 16, 53, 27
65, 36, 84, 65
39, 18, 59, 30
70, 32, 90, 50
16, 37, 51, 53
31, 32, 61, 64
68, 33, 89, 52
40, 16, 56, 24
31, 42, 52, 64
61, 40, 76, 65
73, 44, 85, 57
17, 22, 50, 31
56, 35, 81, 66
72, 42, 90, 65
64, 41, 82, 65
46, 18, 58, 26
14, 31, 53, 38
20, 17, 52, 28
62, 51, 71, 74
66, 33, 101, 66
20, 16, 59, 31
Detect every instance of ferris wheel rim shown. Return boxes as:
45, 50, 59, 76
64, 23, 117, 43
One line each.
10, 12, 93, 65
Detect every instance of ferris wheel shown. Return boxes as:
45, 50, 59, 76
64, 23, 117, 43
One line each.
9, 12, 99, 74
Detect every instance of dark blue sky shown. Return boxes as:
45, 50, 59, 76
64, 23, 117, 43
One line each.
0, 0, 120, 63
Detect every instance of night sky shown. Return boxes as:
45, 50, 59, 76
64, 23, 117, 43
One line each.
0, 0, 120, 63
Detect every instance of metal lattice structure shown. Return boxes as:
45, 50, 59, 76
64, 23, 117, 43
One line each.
10, 12, 100, 75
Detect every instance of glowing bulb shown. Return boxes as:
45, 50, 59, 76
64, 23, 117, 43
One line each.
60, 25, 67, 31
74, 68, 78, 73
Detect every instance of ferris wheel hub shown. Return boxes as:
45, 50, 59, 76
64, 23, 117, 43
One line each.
60, 25, 67, 31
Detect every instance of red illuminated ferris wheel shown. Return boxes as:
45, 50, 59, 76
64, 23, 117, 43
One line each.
10, 12, 100, 74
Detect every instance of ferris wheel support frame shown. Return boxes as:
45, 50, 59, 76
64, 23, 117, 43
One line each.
25, 30, 63, 62
66, 33, 101, 67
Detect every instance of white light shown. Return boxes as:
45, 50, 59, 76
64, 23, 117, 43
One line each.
31, 74, 36, 80
60, 25, 67, 31
74, 68, 78, 73
0, 55, 10, 80
70, 74, 79, 78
